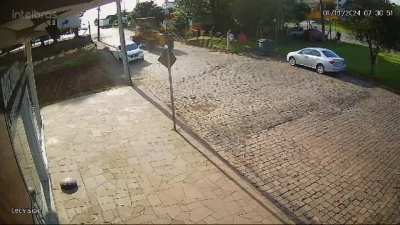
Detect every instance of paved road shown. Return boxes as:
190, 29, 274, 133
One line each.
122, 35, 400, 223
94, 27, 135, 48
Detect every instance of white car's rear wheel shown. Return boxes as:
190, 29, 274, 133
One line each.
289, 57, 296, 66
317, 64, 325, 74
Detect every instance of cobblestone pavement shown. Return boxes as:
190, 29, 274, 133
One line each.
42, 87, 282, 224
132, 42, 400, 224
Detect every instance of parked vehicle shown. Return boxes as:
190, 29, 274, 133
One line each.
99, 18, 111, 28
112, 16, 128, 26
57, 16, 81, 33
130, 17, 174, 50
304, 29, 324, 42
32, 15, 82, 46
288, 27, 304, 39
113, 42, 144, 62
286, 48, 346, 74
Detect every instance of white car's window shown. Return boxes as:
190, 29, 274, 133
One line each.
126, 43, 138, 51
322, 50, 339, 58
302, 49, 313, 55
311, 50, 321, 57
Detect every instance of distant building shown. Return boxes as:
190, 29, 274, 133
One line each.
162, 0, 176, 10
298, 0, 347, 9
162, 0, 176, 15
300, 0, 320, 8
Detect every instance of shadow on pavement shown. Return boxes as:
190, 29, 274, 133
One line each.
144, 46, 188, 56
129, 60, 152, 74
291, 65, 376, 89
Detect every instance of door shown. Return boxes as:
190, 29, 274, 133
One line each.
309, 49, 322, 68
298, 49, 312, 66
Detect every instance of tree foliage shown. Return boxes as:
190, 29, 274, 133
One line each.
231, 0, 306, 37
132, 1, 165, 23
172, 9, 190, 35
345, 0, 400, 74
289, 0, 311, 22
174, 0, 310, 37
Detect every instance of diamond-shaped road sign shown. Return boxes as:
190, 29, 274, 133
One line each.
158, 48, 176, 68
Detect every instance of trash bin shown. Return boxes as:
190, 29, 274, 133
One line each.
256, 38, 273, 56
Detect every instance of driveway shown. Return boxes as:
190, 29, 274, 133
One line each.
43, 86, 284, 224
126, 37, 400, 224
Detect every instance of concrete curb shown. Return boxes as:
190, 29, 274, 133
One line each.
130, 82, 300, 225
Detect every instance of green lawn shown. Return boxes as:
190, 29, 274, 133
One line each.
186, 37, 256, 54
332, 22, 351, 35
272, 39, 400, 91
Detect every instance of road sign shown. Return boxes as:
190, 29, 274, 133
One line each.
158, 48, 176, 68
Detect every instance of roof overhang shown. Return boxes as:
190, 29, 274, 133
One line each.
0, 0, 114, 49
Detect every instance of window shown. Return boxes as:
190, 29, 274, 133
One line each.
301, 49, 313, 55
310, 50, 321, 57
126, 43, 138, 51
322, 50, 339, 58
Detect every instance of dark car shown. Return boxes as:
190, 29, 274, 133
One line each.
288, 27, 304, 39
304, 29, 324, 42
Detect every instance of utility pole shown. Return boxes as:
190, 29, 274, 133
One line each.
167, 49, 176, 131
97, 6, 100, 41
116, 0, 130, 80
88, 21, 91, 37
226, 31, 229, 50
273, 18, 277, 40
24, 40, 42, 127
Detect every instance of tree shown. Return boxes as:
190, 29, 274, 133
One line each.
289, 0, 311, 22
175, 0, 233, 33
319, 0, 325, 39
173, 0, 315, 38
345, 0, 400, 75
232, 0, 303, 37
209, 0, 234, 32
231, 0, 264, 36
172, 9, 190, 35
175, 0, 210, 23
132, 1, 165, 23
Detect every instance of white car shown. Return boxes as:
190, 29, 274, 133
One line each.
286, 48, 346, 74
114, 42, 144, 62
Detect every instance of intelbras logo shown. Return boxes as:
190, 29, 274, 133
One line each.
11, 9, 57, 20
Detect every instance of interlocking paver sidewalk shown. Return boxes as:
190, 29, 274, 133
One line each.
42, 87, 284, 224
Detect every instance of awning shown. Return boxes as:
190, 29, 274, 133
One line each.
0, 0, 114, 49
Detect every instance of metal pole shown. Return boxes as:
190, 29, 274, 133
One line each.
24, 40, 42, 127
167, 48, 177, 131
97, 6, 100, 41
88, 21, 91, 37
116, 0, 131, 80
226, 31, 230, 50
